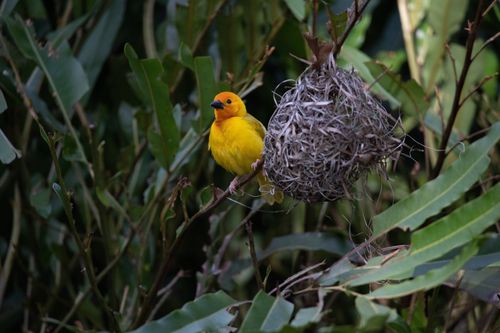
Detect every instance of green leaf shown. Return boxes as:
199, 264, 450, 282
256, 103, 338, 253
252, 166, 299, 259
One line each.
194, 56, 217, 132
0, 0, 19, 19
365, 61, 428, 116
125, 43, 180, 165
424, 0, 469, 92
78, 0, 125, 96
284, 0, 306, 21
96, 188, 128, 220
147, 128, 170, 169
6, 17, 89, 111
424, 112, 460, 148
0, 128, 21, 164
339, 47, 399, 107
240, 291, 294, 333
129, 291, 236, 333
372, 121, 500, 238
179, 42, 194, 70
62, 135, 86, 162
0, 88, 7, 113
258, 232, 352, 260
30, 188, 51, 218
367, 240, 479, 299
326, 9, 348, 43
349, 183, 500, 286
455, 268, 500, 304
319, 258, 356, 286
355, 297, 410, 333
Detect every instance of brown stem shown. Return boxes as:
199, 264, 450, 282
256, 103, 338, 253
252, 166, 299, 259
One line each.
131, 162, 263, 328
333, 0, 371, 57
431, 0, 486, 179
246, 220, 264, 290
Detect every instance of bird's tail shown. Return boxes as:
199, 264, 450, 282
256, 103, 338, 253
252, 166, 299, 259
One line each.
257, 172, 284, 205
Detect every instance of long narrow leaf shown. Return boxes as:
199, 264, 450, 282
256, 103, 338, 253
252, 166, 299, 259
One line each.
373, 121, 500, 237
349, 183, 500, 286
367, 240, 479, 299
240, 291, 294, 333
125, 44, 180, 166
194, 56, 217, 132
130, 291, 236, 333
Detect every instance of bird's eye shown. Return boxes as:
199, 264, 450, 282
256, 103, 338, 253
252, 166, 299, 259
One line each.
226, 99, 232, 104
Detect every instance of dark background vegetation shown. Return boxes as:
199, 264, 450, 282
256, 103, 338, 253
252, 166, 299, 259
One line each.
0, 0, 498, 332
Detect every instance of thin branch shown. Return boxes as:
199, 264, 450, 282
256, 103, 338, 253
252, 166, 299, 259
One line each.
0, 184, 22, 308
333, 0, 371, 57
143, 0, 158, 58
445, 44, 459, 84
246, 220, 264, 290
431, 0, 486, 179
131, 161, 263, 328
43, 127, 120, 331
471, 31, 500, 62
459, 73, 498, 107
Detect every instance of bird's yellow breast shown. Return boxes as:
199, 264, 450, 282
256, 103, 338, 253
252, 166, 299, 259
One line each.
209, 116, 264, 176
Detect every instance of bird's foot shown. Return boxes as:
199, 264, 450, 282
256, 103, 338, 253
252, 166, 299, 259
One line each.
229, 177, 240, 194
251, 159, 261, 171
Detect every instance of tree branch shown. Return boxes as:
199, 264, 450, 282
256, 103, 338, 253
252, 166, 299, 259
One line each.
431, 0, 486, 179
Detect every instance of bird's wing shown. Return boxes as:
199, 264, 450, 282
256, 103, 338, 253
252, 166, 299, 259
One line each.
244, 113, 266, 139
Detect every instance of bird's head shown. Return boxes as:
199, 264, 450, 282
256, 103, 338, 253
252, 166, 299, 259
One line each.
211, 91, 247, 121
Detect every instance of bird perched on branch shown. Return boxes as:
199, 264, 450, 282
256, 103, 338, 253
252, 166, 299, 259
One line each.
208, 91, 283, 205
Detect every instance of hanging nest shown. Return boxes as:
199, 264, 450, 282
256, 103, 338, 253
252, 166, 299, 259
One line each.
263, 54, 403, 202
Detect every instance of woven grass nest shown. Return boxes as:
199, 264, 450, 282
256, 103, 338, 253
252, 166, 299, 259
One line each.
263, 54, 403, 202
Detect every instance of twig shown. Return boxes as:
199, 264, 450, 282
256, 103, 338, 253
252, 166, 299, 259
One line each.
131, 161, 263, 328
444, 271, 464, 331
246, 220, 264, 290
43, 126, 120, 332
431, 0, 486, 179
0, 184, 22, 308
333, 0, 371, 57
459, 73, 498, 107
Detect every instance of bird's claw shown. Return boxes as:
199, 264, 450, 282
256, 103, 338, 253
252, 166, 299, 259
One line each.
251, 159, 261, 171
229, 178, 239, 194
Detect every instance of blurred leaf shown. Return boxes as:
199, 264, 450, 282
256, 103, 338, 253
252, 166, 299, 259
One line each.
96, 188, 128, 220
344, 15, 371, 49
284, 0, 306, 21
62, 135, 86, 162
0, 88, 7, 113
326, 9, 347, 43
454, 268, 500, 304
0, 0, 18, 18
129, 291, 236, 333
78, 0, 125, 96
240, 291, 294, 333
355, 297, 410, 333
319, 258, 356, 286
258, 232, 352, 260
368, 240, 479, 299
178, 42, 194, 70
0, 128, 21, 164
339, 46, 399, 107
372, 121, 500, 238
6, 17, 89, 111
125, 43, 180, 166
47, 13, 89, 47
147, 128, 169, 169
349, 183, 500, 286
30, 188, 51, 218
424, 0, 469, 91
365, 61, 428, 116
194, 56, 217, 132
424, 112, 460, 148
290, 306, 322, 328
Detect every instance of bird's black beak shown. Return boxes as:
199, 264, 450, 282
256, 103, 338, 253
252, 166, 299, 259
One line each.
210, 100, 224, 110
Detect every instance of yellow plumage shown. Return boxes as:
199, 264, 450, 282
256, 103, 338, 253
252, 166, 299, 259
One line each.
208, 92, 283, 205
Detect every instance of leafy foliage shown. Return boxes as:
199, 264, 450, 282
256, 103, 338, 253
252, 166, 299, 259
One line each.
0, 0, 498, 332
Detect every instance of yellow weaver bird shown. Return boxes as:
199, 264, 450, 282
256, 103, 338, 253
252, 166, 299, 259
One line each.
208, 92, 283, 205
